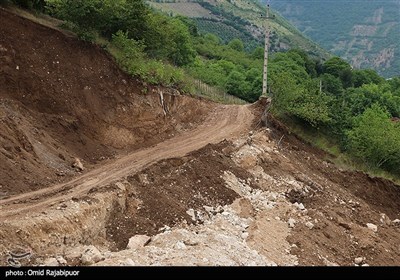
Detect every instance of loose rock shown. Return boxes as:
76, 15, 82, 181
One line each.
366, 223, 377, 232
72, 158, 84, 171
392, 219, 400, 225
183, 239, 199, 246
127, 235, 151, 250
122, 258, 135, 266
43, 258, 59, 266
115, 182, 126, 191
56, 256, 67, 265
186, 209, 196, 221
64, 247, 83, 261
175, 241, 186, 250
354, 257, 364, 265
294, 202, 305, 211
305, 221, 314, 230
80, 245, 103, 265
203, 205, 214, 213
380, 213, 391, 225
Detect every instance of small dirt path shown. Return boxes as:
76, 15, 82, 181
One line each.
0, 105, 253, 219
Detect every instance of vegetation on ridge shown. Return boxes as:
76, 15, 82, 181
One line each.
2, 0, 400, 178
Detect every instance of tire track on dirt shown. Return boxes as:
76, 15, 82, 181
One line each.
0, 105, 253, 218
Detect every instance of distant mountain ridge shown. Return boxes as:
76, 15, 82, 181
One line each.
147, 0, 330, 59
270, 0, 400, 78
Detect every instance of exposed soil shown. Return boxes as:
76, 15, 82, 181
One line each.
263, 117, 400, 266
0, 8, 212, 196
1, 8, 400, 267
107, 141, 249, 250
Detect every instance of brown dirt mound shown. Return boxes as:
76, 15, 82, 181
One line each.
0, 8, 212, 196
262, 111, 400, 220
255, 115, 400, 265
106, 141, 256, 250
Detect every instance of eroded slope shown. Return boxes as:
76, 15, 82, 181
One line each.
0, 8, 212, 196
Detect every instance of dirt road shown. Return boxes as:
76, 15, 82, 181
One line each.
0, 105, 253, 219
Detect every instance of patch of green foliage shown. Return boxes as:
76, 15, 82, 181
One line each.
41, 0, 196, 87
3, 0, 46, 10
347, 104, 400, 172
267, 51, 400, 176
111, 31, 185, 87
45, 0, 196, 66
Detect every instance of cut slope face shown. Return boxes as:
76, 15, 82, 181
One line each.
0, 8, 212, 196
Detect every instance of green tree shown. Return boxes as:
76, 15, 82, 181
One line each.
270, 71, 330, 126
269, 71, 298, 114
342, 84, 400, 117
46, 0, 149, 40
290, 79, 331, 126
287, 49, 318, 77
323, 57, 353, 88
388, 77, 400, 95
270, 53, 309, 84
249, 75, 263, 101
204, 33, 221, 44
320, 73, 343, 95
144, 14, 195, 66
251, 46, 264, 59
215, 60, 236, 75
226, 70, 251, 100
11, 0, 46, 10
243, 68, 261, 101
175, 16, 198, 37
228, 38, 244, 52
352, 69, 384, 88
347, 104, 400, 171
104, 0, 149, 39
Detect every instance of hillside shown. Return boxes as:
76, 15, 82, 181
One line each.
1, 3, 400, 269
271, 0, 400, 78
0, 7, 214, 196
147, 0, 330, 58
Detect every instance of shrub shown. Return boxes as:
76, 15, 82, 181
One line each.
347, 104, 400, 172
111, 31, 185, 87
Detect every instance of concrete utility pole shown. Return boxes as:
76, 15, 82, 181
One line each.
261, 2, 273, 97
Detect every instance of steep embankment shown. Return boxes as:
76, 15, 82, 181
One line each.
1, 7, 400, 268
0, 8, 213, 197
